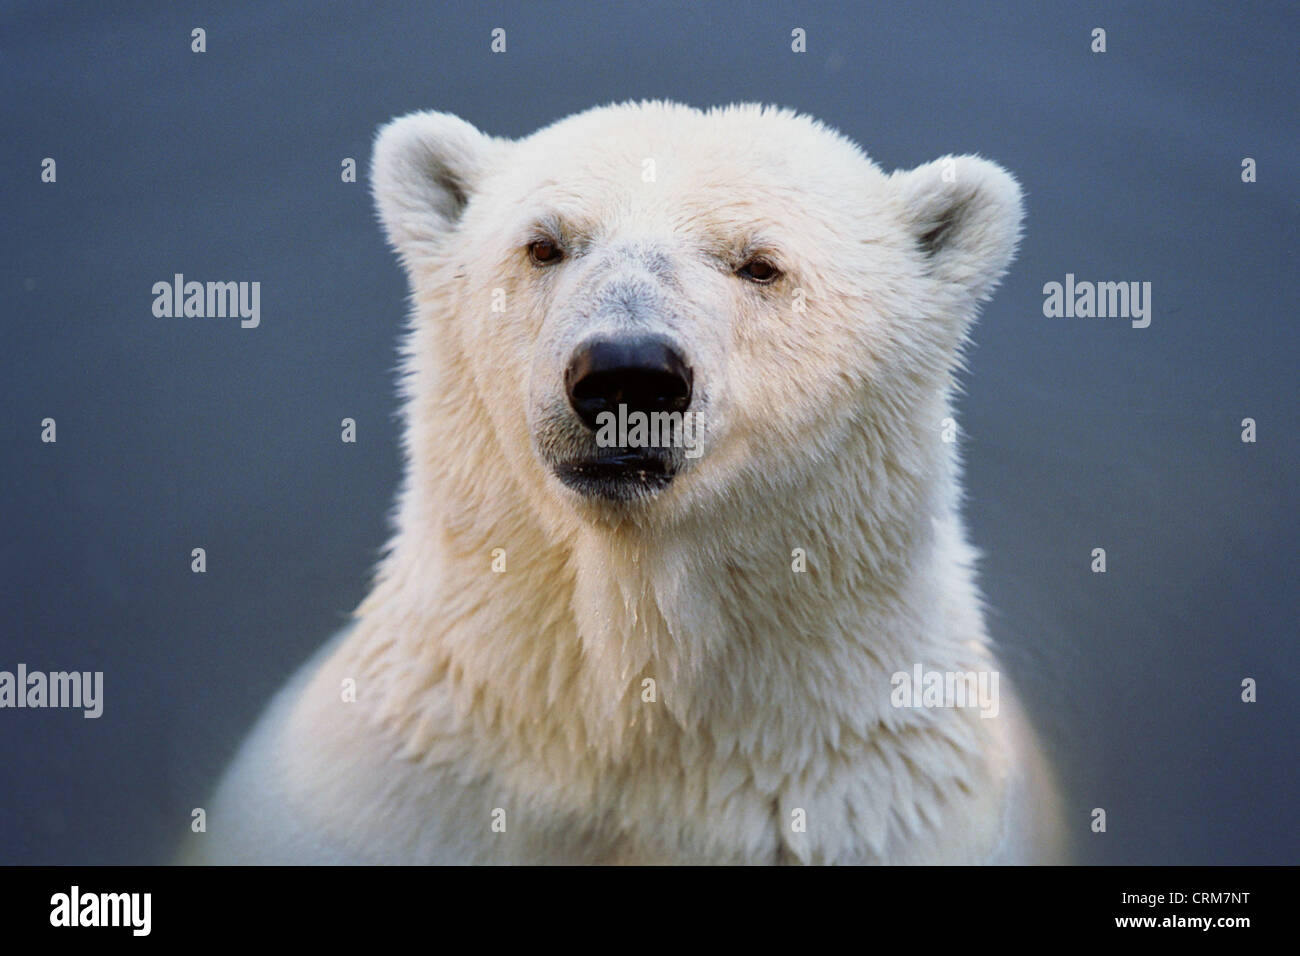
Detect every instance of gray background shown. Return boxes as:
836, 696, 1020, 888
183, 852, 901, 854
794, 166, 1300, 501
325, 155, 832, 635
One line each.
2, 0, 1295, 864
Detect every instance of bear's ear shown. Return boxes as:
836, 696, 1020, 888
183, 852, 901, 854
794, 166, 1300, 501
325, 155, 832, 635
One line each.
890, 155, 1024, 303
371, 110, 500, 255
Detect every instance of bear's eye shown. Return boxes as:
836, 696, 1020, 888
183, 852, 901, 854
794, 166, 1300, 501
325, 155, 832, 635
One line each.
736, 257, 780, 284
528, 239, 564, 266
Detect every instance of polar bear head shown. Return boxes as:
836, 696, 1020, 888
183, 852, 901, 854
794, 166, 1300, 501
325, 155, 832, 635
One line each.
371, 102, 1021, 528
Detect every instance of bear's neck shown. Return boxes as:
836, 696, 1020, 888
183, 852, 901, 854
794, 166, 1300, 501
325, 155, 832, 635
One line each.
349, 374, 993, 787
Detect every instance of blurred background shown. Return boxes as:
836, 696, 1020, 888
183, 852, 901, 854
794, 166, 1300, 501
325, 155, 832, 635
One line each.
2, 0, 1296, 864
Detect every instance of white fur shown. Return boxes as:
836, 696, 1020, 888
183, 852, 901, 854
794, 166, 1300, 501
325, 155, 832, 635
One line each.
189, 102, 1062, 865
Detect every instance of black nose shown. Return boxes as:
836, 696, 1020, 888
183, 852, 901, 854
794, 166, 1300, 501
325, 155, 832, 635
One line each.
565, 337, 693, 431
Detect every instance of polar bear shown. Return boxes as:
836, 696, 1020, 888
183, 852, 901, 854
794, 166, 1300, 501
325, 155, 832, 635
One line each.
190, 102, 1062, 865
